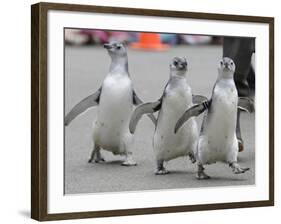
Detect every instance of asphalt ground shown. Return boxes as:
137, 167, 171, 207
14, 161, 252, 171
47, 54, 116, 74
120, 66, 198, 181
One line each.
64, 45, 255, 194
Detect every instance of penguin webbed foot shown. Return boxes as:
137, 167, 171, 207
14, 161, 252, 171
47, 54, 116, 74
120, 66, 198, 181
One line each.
88, 148, 105, 163
197, 164, 210, 180
122, 160, 137, 166
229, 162, 250, 174
197, 171, 210, 180
94, 157, 105, 163
88, 157, 106, 164
88, 154, 106, 164
88, 158, 93, 163
122, 154, 137, 166
155, 160, 169, 175
155, 168, 169, 175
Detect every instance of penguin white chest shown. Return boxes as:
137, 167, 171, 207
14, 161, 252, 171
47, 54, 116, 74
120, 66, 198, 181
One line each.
154, 82, 198, 161
93, 74, 133, 152
199, 81, 238, 163
210, 83, 238, 137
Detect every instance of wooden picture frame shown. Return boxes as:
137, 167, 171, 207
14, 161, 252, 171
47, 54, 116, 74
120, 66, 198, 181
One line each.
31, 2, 274, 221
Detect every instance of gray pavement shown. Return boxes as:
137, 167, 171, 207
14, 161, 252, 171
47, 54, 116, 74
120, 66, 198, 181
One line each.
64, 45, 255, 194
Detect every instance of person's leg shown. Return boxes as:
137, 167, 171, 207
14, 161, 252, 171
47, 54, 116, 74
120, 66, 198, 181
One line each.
223, 37, 255, 97
247, 65, 255, 96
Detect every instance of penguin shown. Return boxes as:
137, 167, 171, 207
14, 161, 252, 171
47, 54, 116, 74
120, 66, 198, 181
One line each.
174, 57, 254, 179
129, 57, 207, 174
65, 41, 156, 166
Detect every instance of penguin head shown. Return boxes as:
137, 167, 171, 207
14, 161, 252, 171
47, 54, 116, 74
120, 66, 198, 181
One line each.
104, 41, 127, 58
170, 57, 188, 76
218, 57, 236, 78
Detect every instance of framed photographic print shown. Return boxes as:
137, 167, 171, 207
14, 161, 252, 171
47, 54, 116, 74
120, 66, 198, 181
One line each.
31, 2, 274, 221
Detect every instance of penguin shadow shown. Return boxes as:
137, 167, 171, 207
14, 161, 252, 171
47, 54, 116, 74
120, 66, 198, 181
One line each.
88, 159, 125, 166
166, 170, 194, 175
153, 169, 195, 177
156, 169, 251, 182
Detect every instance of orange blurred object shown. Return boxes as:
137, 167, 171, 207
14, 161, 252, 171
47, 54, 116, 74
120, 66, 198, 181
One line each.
131, 33, 169, 51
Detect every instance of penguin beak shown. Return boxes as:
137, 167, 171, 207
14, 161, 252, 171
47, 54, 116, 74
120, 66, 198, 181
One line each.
103, 43, 112, 49
179, 62, 187, 70
223, 62, 230, 70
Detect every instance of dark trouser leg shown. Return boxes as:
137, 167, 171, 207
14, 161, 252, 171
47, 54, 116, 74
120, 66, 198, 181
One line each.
223, 37, 255, 97
247, 65, 255, 96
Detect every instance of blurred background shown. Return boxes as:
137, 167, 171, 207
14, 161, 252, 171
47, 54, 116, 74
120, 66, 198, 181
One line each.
65, 28, 222, 46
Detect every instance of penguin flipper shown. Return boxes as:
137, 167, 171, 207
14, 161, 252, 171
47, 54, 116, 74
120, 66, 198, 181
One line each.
238, 97, 255, 113
65, 88, 102, 126
132, 91, 157, 125
175, 101, 209, 133
192, 94, 208, 104
129, 101, 161, 134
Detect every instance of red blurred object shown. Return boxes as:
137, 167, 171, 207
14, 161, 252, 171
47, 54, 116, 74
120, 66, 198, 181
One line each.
131, 33, 169, 51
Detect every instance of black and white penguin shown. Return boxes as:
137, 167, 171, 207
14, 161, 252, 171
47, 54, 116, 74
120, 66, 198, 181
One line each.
130, 57, 206, 174
65, 41, 156, 166
175, 57, 254, 179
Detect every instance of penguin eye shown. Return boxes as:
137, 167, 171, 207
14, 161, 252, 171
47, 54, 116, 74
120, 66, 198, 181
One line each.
230, 62, 234, 65
116, 46, 121, 50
